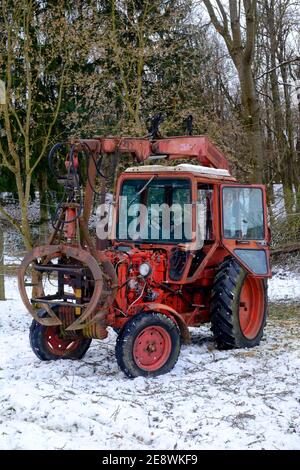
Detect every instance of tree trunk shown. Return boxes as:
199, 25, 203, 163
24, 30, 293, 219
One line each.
261, 46, 276, 190
266, 0, 294, 213
38, 173, 48, 244
203, 0, 265, 183
237, 60, 264, 182
295, 67, 300, 214
0, 229, 5, 301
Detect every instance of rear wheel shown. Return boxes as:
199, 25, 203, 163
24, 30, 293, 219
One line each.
29, 309, 92, 361
116, 312, 181, 378
210, 257, 267, 349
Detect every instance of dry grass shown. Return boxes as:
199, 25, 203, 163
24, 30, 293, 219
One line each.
0, 265, 20, 276
269, 302, 300, 321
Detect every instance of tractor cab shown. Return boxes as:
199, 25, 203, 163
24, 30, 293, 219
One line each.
111, 163, 270, 280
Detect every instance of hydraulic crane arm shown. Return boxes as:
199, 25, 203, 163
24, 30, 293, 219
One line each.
71, 135, 230, 170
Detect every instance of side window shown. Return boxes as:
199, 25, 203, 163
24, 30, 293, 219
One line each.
222, 187, 264, 240
118, 181, 143, 239
197, 184, 214, 246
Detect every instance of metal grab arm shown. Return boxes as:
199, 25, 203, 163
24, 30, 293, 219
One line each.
71, 135, 230, 170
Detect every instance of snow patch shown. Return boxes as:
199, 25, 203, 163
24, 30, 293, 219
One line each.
269, 269, 300, 301
0, 276, 300, 449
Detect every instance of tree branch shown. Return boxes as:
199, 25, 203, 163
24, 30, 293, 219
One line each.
0, 204, 23, 234
216, 0, 229, 33
0, 134, 17, 173
243, 0, 256, 63
255, 56, 300, 80
30, 63, 67, 175
203, 0, 233, 50
109, 0, 136, 121
2, 1, 21, 166
229, 0, 243, 52
23, 0, 33, 174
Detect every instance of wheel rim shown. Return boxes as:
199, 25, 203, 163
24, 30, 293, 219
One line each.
239, 277, 265, 340
45, 326, 81, 356
133, 326, 172, 371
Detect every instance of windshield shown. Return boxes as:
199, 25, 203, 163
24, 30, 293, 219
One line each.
222, 187, 264, 240
117, 178, 192, 243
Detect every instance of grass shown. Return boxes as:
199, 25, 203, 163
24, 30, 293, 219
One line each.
269, 302, 300, 321
0, 265, 20, 276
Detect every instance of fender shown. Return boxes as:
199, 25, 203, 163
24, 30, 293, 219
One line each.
135, 302, 191, 344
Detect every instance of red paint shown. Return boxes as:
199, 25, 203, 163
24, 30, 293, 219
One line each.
65, 151, 79, 170
64, 208, 76, 239
152, 136, 229, 169
133, 325, 172, 371
88, 136, 230, 169
220, 184, 271, 278
45, 326, 81, 356
102, 168, 271, 330
239, 277, 265, 339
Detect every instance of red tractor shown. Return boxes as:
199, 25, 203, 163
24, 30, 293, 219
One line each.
18, 134, 271, 378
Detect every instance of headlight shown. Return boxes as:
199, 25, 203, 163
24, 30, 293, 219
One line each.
139, 262, 151, 277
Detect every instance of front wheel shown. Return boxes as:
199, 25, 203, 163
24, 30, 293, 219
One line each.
210, 257, 267, 349
29, 309, 92, 361
116, 312, 181, 378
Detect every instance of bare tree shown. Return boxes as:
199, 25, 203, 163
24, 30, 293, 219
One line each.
0, 229, 5, 300
203, 0, 264, 181
0, 0, 90, 249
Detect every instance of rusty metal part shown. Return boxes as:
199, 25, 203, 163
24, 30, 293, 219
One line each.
58, 306, 78, 338
61, 202, 81, 209
59, 294, 108, 340
47, 216, 63, 245
71, 138, 101, 154
151, 136, 229, 170
77, 136, 230, 170
18, 244, 103, 329
83, 156, 97, 225
79, 218, 118, 306
82, 320, 108, 339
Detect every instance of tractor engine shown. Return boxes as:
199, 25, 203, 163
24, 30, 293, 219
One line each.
105, 248, 192, 324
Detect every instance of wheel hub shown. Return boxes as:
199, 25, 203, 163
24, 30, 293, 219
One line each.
133, 325, 172, 371
239, 277, 265, 340
45, 326, 81, 356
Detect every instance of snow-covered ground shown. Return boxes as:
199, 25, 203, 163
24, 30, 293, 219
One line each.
0, 275, 299, 450
269, 268, 300, 301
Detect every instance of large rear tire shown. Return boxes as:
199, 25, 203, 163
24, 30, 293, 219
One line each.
116, 312, 181, 378
210, 257, 267, 349
29, 309, 92, 361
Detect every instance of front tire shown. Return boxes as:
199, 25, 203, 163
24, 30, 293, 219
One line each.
116, 312, 181, 378
29, 309, 92, 361
210, 257, 267, 349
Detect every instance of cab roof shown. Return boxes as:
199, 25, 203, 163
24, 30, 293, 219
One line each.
125, 163, 236, 181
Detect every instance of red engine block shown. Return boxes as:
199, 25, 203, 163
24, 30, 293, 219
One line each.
105, 248, 206, 329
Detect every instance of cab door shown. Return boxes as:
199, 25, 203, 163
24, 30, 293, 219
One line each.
220, 184, 271, 277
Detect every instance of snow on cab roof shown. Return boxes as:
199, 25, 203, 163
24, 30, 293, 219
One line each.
125, 163, 232, 178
